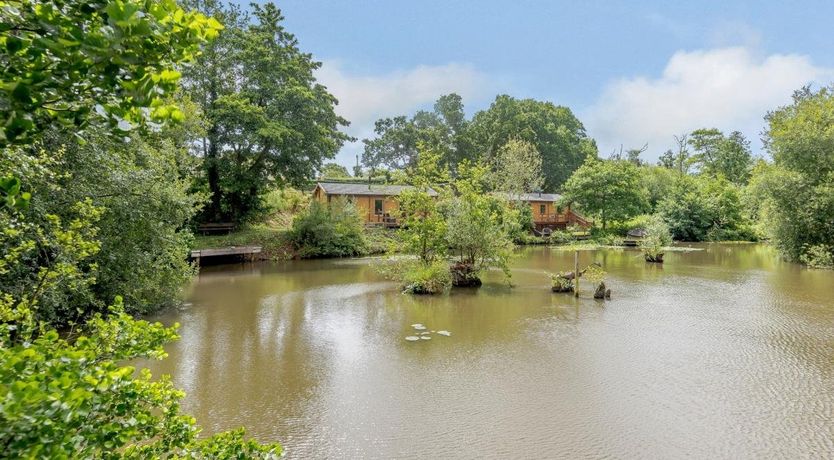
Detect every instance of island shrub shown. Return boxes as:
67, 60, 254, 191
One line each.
401, 260, 453, 294
288, 199, 366, 258
550, 271, 574, 292
640, 214, 673, 262
445, 195, 514, 287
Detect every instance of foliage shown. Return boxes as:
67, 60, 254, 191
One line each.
397, 189, 447, 265
658, 174, 755, 241
639, 214, 672, 260
400, 260, 452, 295
0, 300, 282, 458
467, 95, 597, 190
799, 244, 834, 269
288, 199, 366, 258
1, 0, 280, 454
184, 0, 350, 222
688, 128, 755, 184
61, 127, 201, 317
490, 138, 544, 198
319, 162, 351, 179
561, 157, 648, 230
752, 86, 834, 265
640, 165, 677, 212
362, 94, 596, 191
550, 272, 574, 291
0, 0, 221, 146
0, 149, 103, 326
582, 263, 606, 286
445, 195, 515, 282
363, 94, 469, 172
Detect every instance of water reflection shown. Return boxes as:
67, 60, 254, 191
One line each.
142, 244, 834, 458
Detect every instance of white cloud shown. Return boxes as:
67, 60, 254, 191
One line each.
315, 61, 493, 166
585, 47, 834, 158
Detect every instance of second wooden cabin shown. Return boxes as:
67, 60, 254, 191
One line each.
312, 182, 590, 232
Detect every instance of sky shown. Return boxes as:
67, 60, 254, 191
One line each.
246, 0, 834, 167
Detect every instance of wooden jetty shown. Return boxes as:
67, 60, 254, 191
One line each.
190, 246, 262, 265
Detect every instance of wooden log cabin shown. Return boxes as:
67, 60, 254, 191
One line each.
509, 192, 591, 232
312, 182, 438, 227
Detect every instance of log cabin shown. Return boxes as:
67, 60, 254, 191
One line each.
312, 182, 438, 227
507, 192, 591, 233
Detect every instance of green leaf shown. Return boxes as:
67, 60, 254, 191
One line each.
6, 36, 23, 53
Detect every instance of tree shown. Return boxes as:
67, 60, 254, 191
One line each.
490, 138, 544, 199
657, 174, 752, 241
658, 134, 691, 174
560, 157, 647, 230
467, 95, 597, 190
752, 86, 834, 267
184, 1, 350, 222
0, 0, 279, 454
0, 0, 221, 146
362, 93, 469, 172
688, 128, 754, 184
319, 162, 351, 179
445, 162, 516, 286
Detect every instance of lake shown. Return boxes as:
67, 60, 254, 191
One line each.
142, 244, 834, 458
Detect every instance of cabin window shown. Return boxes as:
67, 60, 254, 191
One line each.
556, 205, 563, 214
539, 204, 546, 215
374, 199, 383, 215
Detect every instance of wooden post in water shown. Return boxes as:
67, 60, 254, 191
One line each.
574, 250, 579, 297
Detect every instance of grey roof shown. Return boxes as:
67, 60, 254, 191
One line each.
316, 182, 438, 197
495, 192, 563, 202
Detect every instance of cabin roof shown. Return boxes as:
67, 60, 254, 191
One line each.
315, 182, 438, 197
494, 192, 563, 202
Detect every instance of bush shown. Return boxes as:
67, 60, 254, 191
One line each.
288, 199, 366, 258
799, 244, 834, 269
402, 260, 452, 294
0, 301, 281, 458
640, 214, 672, 261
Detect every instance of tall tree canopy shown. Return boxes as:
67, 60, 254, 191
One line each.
184, 1, 350, 222
688, 128, 755, 184
362, 93, 469, 171
467, 95, 597, 191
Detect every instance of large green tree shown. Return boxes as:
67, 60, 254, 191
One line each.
467, 95, 597, 190
184, 1, 350, 222
362, 93, 469, 171
560, 157, 647, 230
688, 128, 755, 184
752, 86, 834, 267
0, 0, 280, 455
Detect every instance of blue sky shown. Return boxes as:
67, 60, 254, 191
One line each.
247, 0, 834, 166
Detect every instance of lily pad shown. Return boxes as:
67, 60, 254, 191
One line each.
420, 336, 431, 340
420, 331, 431, 335
411, 324, 427, 330
405, 336, 420, 342
437, 330, 451, 336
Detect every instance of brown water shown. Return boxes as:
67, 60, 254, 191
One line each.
142, 244, 834, 458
